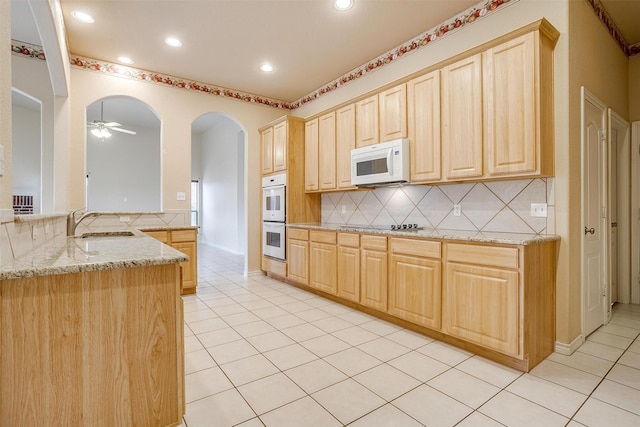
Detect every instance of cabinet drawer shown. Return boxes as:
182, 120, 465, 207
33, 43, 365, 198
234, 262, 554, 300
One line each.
288, 228, 309, 241
361, 235, 387, 251
390, 238, 440, 259
310, 230, 336, 244
447, 243, 518, 269
338, 232, 360, 248
145, 230, 169, 243
171, 229, 196, 243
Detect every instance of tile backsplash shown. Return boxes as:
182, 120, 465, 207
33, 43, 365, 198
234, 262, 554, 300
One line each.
321, 178, 554, 234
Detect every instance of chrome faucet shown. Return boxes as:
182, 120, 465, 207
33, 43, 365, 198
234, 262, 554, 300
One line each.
67, 209, 100, 236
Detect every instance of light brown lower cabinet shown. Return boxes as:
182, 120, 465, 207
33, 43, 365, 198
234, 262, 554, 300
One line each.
287, 228, 309, 285
309, 231, 337, 295
337, 233, 360, 302
388, 238, 442, 330
360, 235, 388, 311
145, 228, 198, 295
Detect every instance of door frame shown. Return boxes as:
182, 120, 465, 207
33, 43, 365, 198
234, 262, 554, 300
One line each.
607, 110, 631, 306
580, 87, 609, 335
632, 121, 640, 304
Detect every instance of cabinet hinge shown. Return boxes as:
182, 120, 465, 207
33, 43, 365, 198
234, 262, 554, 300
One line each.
600, 129, 607, 142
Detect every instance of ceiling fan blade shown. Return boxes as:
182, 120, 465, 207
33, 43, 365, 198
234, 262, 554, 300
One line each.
110, 127, 137, 135
103, 122, 121, 127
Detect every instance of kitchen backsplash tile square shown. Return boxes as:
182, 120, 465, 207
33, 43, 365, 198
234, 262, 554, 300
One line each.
321, 178, 554, 234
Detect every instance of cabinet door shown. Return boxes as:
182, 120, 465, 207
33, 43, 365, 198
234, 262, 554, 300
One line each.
273, 121, 287, 172
310, 241, 337, 295
408, 71, 441, 182
305, 118, 319, 192
337, 245, 360, 302
173, 241, 197, 294
319, 112, 337, 190
379, 84, 407, 142
443, 262, 519, 356
441, 54, 483, 180
361, 249, 387, 311
484, 33, 537, 176
389, 254, 441, 329
261, 127, 274, 175
287, 238, 309, 285
336, 104, 356, 189
355, 95, 379, 147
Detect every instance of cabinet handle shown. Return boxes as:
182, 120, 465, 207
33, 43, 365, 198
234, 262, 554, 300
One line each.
584, 227, 595, 235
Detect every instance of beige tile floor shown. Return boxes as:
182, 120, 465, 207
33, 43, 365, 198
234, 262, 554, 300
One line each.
179, 245, 640, 427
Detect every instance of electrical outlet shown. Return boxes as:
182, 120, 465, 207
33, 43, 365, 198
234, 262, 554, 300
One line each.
453, 204, 461, 217
341, 205, 347, 214
120, 216, 130, 222
531, 203, 548, 218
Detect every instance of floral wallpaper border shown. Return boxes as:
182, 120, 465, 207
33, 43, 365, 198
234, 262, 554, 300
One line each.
10, 40, 46, 61
586, 0, 640, 58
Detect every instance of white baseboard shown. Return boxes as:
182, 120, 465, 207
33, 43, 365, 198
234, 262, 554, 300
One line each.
555, 334, 584, 355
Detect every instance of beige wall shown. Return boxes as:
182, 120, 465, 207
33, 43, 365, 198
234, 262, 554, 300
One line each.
0, 0, 11, 215
630, 57, 640, 122
69, 69, 283, 272
565, 0, 630, 345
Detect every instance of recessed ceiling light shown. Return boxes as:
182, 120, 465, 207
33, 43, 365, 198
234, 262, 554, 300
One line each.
165, 37, 182, 48
117, 56, 134, 65
260, 63, 274, 73
334, 0, 354, 11
71, 11, 95, 23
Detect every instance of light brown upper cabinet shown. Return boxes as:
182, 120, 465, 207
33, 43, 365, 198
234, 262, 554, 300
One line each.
355, 94, 379, 147
261, 118, 291, 176
441, 54, 484, 181
407, 71, 441, 183
304, 118, 319, 192
336, 104, 356, 190
261, 126, 274, 175
319, 112, 337, 190
379, 84, 407, 142
483, 30, 555, 177
305, 112, 337, 192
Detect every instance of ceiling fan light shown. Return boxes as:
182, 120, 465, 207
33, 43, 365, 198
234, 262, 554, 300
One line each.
91, 128, 112, 139
72, 11, 95, 23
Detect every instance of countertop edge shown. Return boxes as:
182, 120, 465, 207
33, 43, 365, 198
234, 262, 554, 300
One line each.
287, 223, 560, 246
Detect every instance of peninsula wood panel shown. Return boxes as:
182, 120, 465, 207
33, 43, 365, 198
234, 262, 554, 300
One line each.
336, 104, 356, 189
0, 264, 183, 426
408, 70, 441, 182
441, 54, 483, 180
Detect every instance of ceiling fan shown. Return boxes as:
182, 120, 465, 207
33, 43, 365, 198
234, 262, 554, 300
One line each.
87, 101, 137, 141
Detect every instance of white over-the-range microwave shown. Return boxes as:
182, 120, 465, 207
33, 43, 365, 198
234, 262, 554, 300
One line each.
350, 138, 410, 186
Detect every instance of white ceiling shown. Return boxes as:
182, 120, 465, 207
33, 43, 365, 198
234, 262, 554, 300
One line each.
10, 0, 640, 107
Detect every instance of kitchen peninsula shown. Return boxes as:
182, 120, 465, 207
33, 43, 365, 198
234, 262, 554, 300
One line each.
0, 230, 187, 426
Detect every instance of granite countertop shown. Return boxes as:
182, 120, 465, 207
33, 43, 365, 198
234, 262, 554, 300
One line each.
287, 223, 560, 245
0, 230, 189, 281
138, 226, 198, 231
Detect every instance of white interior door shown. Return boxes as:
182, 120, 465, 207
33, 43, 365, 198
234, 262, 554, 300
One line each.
582, 88, 608, 337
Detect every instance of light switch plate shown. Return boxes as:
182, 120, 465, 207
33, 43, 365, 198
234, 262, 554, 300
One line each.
177, 192, 186, 201
531, 203, 548, 217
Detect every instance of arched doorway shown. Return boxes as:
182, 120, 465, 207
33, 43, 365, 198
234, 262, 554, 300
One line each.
191, 113, 247, 266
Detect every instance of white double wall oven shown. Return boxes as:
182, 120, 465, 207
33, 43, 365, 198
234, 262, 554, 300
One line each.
262, 173, 286, 260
